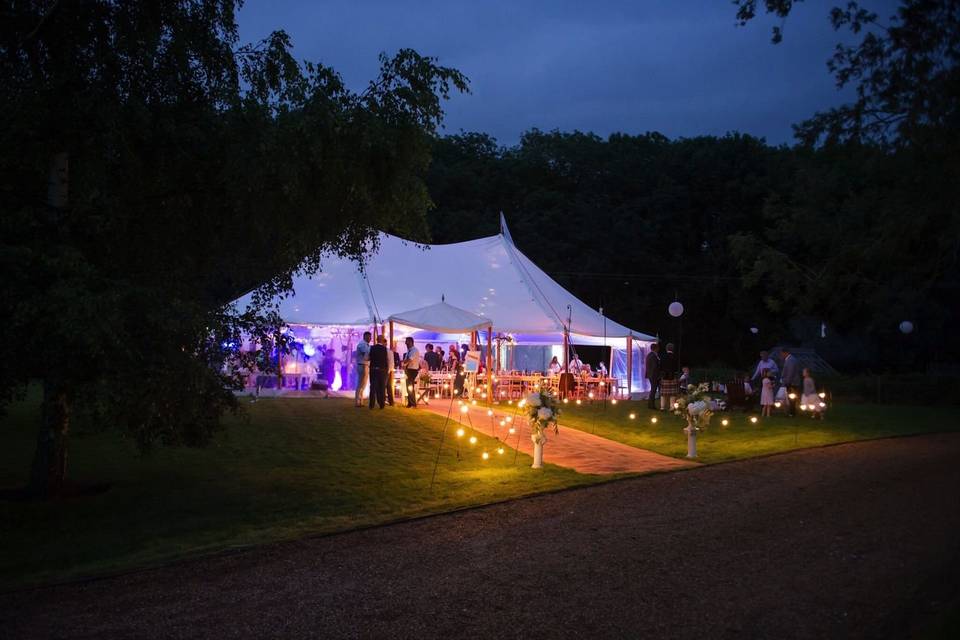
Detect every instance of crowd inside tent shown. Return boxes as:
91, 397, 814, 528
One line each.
232, 217, 657, 403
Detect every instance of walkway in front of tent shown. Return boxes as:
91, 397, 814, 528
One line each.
419, 399, 696, 475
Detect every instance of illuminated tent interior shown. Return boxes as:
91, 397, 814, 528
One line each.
233, 216, 656, 394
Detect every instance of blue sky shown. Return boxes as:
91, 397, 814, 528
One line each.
238, 1, 898, 146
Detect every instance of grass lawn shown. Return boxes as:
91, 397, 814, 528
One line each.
0, 392, 600, 589
549, 399, 960, 463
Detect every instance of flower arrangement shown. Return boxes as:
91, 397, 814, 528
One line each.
672, 382, 717, 431
525, 390, 560, 445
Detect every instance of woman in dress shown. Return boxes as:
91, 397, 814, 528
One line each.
760, 370, 775, 417
800, 368, 823, 419
548, 355, 562, 375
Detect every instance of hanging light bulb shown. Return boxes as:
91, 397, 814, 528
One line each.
497, 447, 505, 455
469, 436, 477, 445
460, 405, 469, 414
487, 409, 494, 417
508, 427, 516, 434
481, 451, 489, 460
456, 428, 465, 438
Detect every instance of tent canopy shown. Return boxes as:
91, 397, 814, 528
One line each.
234, 215, 655, 342
388, 301, 491, 334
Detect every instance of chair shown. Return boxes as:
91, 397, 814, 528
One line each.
725, 375, 750, 411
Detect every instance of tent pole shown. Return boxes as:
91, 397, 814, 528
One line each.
389, 321, 394, 352
626, 335, 633, 401
486, 325, 493, 401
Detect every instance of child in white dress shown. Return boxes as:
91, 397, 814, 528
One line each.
760, 370, 775, 417
800, 368, 823, 419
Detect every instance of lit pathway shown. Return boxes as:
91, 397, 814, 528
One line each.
419, 398, 696, 475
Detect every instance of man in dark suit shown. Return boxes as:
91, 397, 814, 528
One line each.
645, 343, 661, 410
779, 347, 801, 416
368, 336, 389, 410
424, 343, 441, 371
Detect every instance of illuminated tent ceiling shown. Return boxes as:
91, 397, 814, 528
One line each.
233, 216, 655, 347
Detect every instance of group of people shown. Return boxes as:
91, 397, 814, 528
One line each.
546, 355, 608, 377
643, 343, 689, 411
350, 335, 473, 410
750, 348, 823, 419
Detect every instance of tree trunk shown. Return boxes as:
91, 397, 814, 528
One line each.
29, 381, 70, 498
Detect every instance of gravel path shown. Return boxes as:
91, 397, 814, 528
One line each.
421, 399, 697, 474
3, 433, 959, 639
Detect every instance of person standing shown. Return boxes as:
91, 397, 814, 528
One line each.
354, 331, 371, 408
402, 337, 421, 408
760, 370, 775, 417
568, 352, 584, 375
367, 336, 388, 410
645, 343, 661, 410
424, 344, 441, 371
660, 343, 678, 411
751, 350, 779, 384
385, 339, 397, 406
779, 347, 801, 416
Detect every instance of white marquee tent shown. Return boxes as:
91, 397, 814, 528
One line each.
234, 217, 655, 393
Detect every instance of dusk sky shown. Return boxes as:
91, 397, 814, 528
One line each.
238, 1, 898, 147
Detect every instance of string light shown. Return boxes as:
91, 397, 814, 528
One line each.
469, 436, 477, 445
456, 428, 465, 438
518, 399, 526, 408
505, 416, 512, 423
487, 409, 494, 417
471, 399, 477, 405
588, 392, 594, 399
497, 447, 505, 455
508, 427, 516, 434
460, 405, 469, 414
482, 451, 489, 460
508, 400, 513, 405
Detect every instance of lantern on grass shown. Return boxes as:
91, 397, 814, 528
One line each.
668, 301, 684, 318
899, 320, 914, 334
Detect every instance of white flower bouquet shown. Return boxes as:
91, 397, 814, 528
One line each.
671, 382, 716, 431
526, 390, 560, 445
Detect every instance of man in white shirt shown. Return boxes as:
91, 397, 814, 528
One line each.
569, 354, 584, 375
354, 331, 371, 407
751, 351, 779, 383
402, 337, 421, 408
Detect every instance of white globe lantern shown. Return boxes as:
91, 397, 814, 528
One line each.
899, 320, 914, 334
668, 301, 684, 318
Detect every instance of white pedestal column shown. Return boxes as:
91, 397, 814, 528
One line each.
532, 440, 544, 468
684, 424, 698, 459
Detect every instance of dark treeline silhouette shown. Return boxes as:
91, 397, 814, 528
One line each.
425, 129, 959, 372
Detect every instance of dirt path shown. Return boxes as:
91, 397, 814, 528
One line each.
3, 433, 959, 639
420, 399, 696, 474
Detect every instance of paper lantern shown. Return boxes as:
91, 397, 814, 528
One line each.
668, 301, 684, 317
899, 320, 914, 334
749, 327, 759, 334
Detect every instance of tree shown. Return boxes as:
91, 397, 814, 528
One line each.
0, 0, 467, 497
735, 0, 960, 148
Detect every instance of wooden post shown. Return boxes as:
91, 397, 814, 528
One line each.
626, 335, 633, 400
